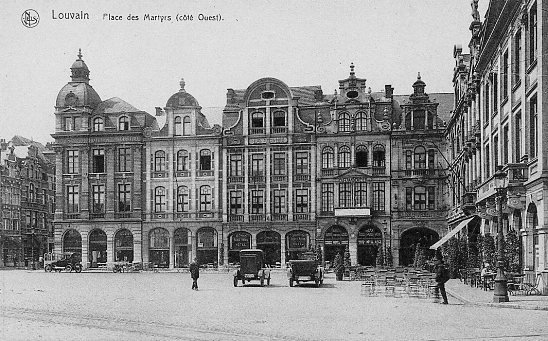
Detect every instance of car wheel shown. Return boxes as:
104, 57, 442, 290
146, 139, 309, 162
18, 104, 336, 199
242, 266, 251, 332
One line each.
233, 276, 238, 287
260, 274, 265, 287
45, 265, 52, 272
289, 278, 294, 287
65, 265, 72, 272
75, 264, 82, 273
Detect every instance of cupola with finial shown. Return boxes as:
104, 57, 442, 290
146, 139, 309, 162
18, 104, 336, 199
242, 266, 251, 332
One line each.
410, 72, 429, 103
338, 63, 367, 101
70, 49, 90, 83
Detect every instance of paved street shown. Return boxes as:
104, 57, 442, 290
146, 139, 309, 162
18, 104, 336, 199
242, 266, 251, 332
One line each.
1, 270, 547, 341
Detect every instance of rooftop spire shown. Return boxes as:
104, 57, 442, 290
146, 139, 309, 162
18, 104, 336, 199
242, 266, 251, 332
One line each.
77, 48, 82, 60
350, 62, 355, 77
70, 49, 90, 83
179, 78, 186, 92
417, 72, 421, 80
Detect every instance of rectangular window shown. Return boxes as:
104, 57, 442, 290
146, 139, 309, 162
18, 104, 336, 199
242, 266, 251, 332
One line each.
251, 190, 264, 214
92, 149, 105, 173
272, 153, 286, 175
529, 3, 537, 64
64, 117, 74, 131
229, 154, 242, 176
67, 150, 79, 174
295, 189, 308, 213
199, 187, 212, 212
354, 182, 367, 207
251, 154, 264, 176
485, 144, 491, 178
493, 135, 499, 169
406, 187, 413, 211
493, 73, 498, 112
515, 113, 522, 162
177, 187, 190, 212
428, 150, 435, 169
514, 30, 521, 84
372, 182, 385, 211
405, 151, 412, 169
67, 185, 79, 213
502, 125, 509, 165
414, 187, 426, 210
91, 184, 105, 213
484, 83, 490, 122
530, 95, 538, 158
118, 183, 131, 212
427, 187, 435, 210
272, 189, 286, 214
321, 183, 334, 212
338, 183, 352, 208
229, 190, 243, 214
502, 50, 509, 98
117, 147, 131, 172
176, 151, 188, 171
295, 152, 309, 175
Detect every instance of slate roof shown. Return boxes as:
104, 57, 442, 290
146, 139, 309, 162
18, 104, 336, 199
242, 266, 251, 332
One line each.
92, 97, 142, 115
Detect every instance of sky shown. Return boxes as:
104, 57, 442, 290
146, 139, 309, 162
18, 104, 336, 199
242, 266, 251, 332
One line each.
0, 0, 488, 144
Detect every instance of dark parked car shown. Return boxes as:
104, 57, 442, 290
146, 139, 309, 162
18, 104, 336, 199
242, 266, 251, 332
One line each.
287, 252, 324, 287
233, 249, 271, 287
44, 252, 82, 273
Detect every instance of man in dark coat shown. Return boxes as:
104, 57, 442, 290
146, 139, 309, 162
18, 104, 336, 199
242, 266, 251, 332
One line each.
435, 258, 449, 304
190, 258, 199, 290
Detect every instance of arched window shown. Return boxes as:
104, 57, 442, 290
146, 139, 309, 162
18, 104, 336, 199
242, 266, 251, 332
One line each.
154, 187, 166, 212
272, 110, 286, 127
414, 146, 426, 169
322, 147, 334, 169
338, 113, 351, 132
200, 185, 212, 211
183, 116, 191, 135
118, 116, 129, 131
338, 146, 351, 168
373, 145, 386, 167
176, 150, 189, 171
355, 112, 368, 131
251, 112, 264, 128
356, 145, 368, 167
154, 150, 166, 171
93, 117, 104, 132
199, 149, 211, 171
176, 186, 189, 212
29, 183, 35, 201
174, 116, 182, 136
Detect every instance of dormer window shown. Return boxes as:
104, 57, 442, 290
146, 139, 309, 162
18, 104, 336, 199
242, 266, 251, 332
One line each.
119, 116, 129, 131
93, 117, 104, 132
261, 91, 275, 100
346, 90, 359, 99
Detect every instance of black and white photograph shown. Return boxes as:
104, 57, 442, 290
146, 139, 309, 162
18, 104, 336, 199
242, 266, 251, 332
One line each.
1, 0, 548, 340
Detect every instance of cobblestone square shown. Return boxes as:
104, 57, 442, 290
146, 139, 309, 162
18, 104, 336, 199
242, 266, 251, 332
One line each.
1, 270, 547, 340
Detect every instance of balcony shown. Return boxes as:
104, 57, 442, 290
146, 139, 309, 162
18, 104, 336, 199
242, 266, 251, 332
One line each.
115, 212, 133, 219
294, 213, 311, 221
196, 170, 214, 177
270, 127, 287, 134
271, 213, 288, 221
321, 169, 337, 177
174, 171, 190, 178
250, 175, 265, 183
271, 175, 287, 182
294, 174, 310, 182
249, 128, 266, 135
228, 214, 244, 222
372, 167, 385, 175
64, 213, 80, 220
505, 163, 528, 184
403, 169, 437, 177
228, 176, 245, 183
89, 212, 105, 219
461, 191, 477, 213
393, 210, 447, 219
249, 214, 266, 222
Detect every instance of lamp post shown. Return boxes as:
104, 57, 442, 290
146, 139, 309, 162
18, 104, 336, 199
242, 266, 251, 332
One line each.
493, 165, 509, 303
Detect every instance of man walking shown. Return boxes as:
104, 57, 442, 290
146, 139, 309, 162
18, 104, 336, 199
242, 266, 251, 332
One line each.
435, 258, 449, 304
190, 258, 199, 290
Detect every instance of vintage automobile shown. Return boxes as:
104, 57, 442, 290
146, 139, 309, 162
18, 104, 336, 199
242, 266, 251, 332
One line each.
287, 252, 324, 287
233, 249, 271, 287
44, 252, 82, 273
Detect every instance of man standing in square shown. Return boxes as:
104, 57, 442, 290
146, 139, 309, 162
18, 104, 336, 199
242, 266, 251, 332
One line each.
190, 258, 200, 290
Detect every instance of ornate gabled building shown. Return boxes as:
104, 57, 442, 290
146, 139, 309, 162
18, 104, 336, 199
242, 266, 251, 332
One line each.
144, 79, 223, 268
449, 0, 548, 291
52, 51, 156, 268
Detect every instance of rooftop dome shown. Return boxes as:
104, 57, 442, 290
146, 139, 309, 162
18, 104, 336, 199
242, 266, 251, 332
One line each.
165, 78, 200, 108
55, 49, 101, 108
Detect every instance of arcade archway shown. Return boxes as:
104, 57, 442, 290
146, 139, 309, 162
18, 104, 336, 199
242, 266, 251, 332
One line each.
89, 229, 107, 268
149, 228, 170, 268
174, 228, 191, 267
324, 225, 349, 264
114, 229, 133, 262
228, 231, 251, 264
256, 231, 281, 266
62, 229, 82, 256
357, 225, 382, 266
285, 230, 310, 261
196, 227, 218, 266
399, 227, 439, 266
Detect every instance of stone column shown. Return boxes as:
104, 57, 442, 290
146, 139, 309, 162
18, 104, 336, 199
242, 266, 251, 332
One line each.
107, 230, 114, 264
81, 231, 89, 269
133, 225, 142, 264
106, 147, 115, 219
169, 229, 175, 269
349, 237, 358, 266
392, 236, 400, 266
280, 231, 286, 266
190, 232, 197, 262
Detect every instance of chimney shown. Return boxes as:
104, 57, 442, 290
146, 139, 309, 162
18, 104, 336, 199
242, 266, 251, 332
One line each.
385, 85, 394, 99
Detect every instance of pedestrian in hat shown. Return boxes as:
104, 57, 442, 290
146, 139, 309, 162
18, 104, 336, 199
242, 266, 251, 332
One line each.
435, 258, 449, 304
190, 258, 200, 290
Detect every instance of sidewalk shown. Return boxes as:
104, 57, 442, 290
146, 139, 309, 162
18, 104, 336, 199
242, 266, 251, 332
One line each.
446, 279, 548, 311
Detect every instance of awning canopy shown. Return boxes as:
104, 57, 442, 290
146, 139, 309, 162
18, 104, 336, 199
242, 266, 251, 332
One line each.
429, 217, 475, 250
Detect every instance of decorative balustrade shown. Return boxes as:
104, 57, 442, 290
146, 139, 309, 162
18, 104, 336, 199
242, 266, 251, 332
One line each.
271, 213, 288, 221
228, 176, 245, 183
115, 212, 132, 219
64, 213, 80, 220
321, 169, 336, 177
505, 163, 528, 183
372, 167, 385, 175
294, 174, 311, 182
249, 128, 266, 135
272, 175, 287, 182
89, 213, 105, 219
250, 175, 265, 183
228, 214, 244, 222
249, 214, 266, 222
403, 169, 437, 177
294, 213, 311, 221
270, 127, 287, 134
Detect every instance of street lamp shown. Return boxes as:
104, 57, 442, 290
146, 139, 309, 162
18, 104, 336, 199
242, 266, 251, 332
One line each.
493, 165, 509, 303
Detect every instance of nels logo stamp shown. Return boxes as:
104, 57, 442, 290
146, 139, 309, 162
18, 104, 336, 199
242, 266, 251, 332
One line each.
22, 9, 39, 28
